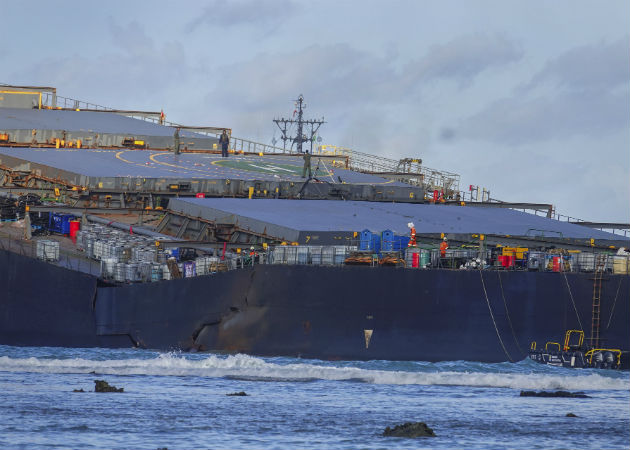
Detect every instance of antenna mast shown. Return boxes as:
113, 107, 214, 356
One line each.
273, 95, 325, 153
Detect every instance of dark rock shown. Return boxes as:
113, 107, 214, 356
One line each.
519, 390, 590, 398
226, 391, 248, 396
383, 422, 436, 438
157, 448, 168, 450
94, 380, 124, 393
73, 388, 85, 393
566, 413, 578, 417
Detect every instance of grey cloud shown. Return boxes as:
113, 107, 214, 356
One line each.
108, 19, 154, 56
8, 21, 194, 109
456, 90, 628, 145
439, 127, 456, 141
523, 37, 629, 92
402, 33, 523, 88
188, 0, 300, 31
453, 38, 630, 145
207, 33, 522, 112
207, 44, 395, 111
204, 35, 526, 153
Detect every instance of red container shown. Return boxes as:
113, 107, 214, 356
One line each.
499, 255, 514, 267
69, 220, 80, 238
412, 252, 419, 268
552, 256, 562, 272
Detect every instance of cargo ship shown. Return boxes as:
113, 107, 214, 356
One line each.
0, 84, 628, 365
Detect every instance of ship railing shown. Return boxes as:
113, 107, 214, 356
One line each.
227, 137, 293, 155
263, 243, 630, 274
0, 230, 103, 277
41, 93, 114, 112
263, 246, 630, 273
1, 229, 628, 277
449, 190, 629, 239
320, 146, 460, 194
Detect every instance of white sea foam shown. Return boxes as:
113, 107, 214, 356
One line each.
0, 353, 628, 391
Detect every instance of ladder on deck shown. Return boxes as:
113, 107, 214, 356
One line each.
590, 254, 607, 348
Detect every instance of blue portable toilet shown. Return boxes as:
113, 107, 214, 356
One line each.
393, 235, 410, 251
381, 229, 394, 251
371, 234, 381, 254
359, 229, 373, 251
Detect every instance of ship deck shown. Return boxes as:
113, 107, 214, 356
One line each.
165, 198, 629, 246
0, 147, 404, 184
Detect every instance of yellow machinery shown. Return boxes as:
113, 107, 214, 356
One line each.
585, 348, 622, 367
563, 330, 584, 351
501, 247, 528, 260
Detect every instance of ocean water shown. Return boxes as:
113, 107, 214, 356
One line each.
0, 346, 628, 450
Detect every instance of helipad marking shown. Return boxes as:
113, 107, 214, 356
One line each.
266, 165, 295, 172
248, 164, 278, 172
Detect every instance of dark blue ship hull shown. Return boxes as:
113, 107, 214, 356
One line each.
1, 248, 628, 362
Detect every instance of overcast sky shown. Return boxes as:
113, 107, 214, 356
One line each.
1, 1, 628, 222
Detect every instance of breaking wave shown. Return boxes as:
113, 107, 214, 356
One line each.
0, 352, 627, 391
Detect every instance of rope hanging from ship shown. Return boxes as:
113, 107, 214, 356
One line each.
562, 271, 584, 331
479, 270, 513, 363
497, 271, 524, 355
605, 277, 624, 330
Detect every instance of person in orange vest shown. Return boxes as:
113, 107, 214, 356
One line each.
440, 237, 449, 257
248, 246, 257, 264
407, 222, 416, 247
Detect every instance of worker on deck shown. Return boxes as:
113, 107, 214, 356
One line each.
219, 129, 230, 157
440, 237, 449, 257
173, 127, 181, 155
407, 222, 416, 247
302, 150, 312, 178
248, 246, 258, 265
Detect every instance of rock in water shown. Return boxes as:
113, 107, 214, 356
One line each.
519, 390, 590, 398
383, 422, 436, 438
566, 413, 578, 417
72, 388, 85, 393
94, 380, 124, 393
226, 391, 248, 396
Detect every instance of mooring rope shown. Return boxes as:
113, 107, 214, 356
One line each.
479, 270, 513, 362
562, 271, 584, 331
497, 271, 524, 355
606, 277, 623, 329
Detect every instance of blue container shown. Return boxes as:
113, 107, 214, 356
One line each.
48, 213, 75, 234
359, 229, 373, 251
166, 248, 180, 261
381, 230, 394, 251
392, 235, 410, 251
